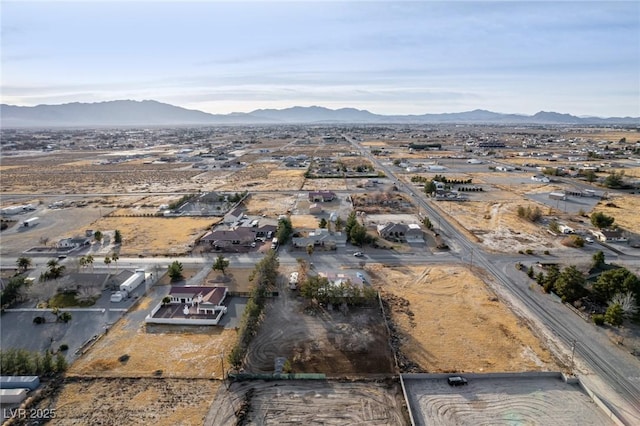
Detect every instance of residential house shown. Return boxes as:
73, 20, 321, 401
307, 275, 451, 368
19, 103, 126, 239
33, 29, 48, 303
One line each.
57, 237, 91, 249
168, 286, 228, 315
308, 191, 337, 202
590, 228, 628, 243
292, 228, 345, 249
377, 223, 423, 242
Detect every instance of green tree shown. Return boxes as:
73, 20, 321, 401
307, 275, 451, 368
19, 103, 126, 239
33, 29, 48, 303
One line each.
104, 255, 111, 269
554, 265, 585, 303
45, 260, 65, 280
85, 254, 94, 272
334, 217, 344, 232
603, 171, 624, 188
583, 170, 597, 183
162, 296, 171, 306
345, 211, 358, 237
422, 217, 433, 230
349, 223, 368, 246
228, 345, 243, 369
213, 254, 229, 275
424, 180, 437, 195
111, 252, 119, 272
55, 352, 67, 373
591, 250, 606, 271
0, 276, 29, 307
114, 229, 122, 244
93, 230, 103, 243
16, 256, 32, 272
306, 244, 314, 257
543, 265, 560, 293
593, 268, 640, 305
318, 218, 328, 229
167, 261, 184, 282
276, 217, 293, 244
591, 212, 615, 229
605, 303, 624, 326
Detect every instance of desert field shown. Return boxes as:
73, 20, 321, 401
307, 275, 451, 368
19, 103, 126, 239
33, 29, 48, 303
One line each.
368, 264, 557, 372
592, 194, 640, 234
44, 378, 220, 426
301, 178, 349, 191
216, 163, 306, 191
66, 216, 217, 256
243, 192, 298, 217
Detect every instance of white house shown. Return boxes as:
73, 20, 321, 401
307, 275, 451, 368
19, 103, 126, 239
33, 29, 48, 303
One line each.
168, 286, 228, 315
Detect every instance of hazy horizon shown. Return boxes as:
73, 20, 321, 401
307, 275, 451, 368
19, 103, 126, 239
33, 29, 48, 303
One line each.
2, 1, 639, 117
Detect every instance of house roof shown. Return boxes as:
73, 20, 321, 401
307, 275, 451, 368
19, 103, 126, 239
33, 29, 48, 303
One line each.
201, 227, 255, 243
377, 222, 408, 234
169, 286, 227, 306
228, 207, 244, 218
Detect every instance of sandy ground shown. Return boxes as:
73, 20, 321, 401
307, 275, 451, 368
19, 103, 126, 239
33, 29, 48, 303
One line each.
217, 164, 306, 191
67, 216, 217, 256
433, 199, 562, 252
368, 264, 557, 372
301, 178, 349, 191
44, 378, 220, 426
69, 292, 237, 378
205, 380, 409, 425
244, 193, 298, 217
404, 376, 615, 426
290, 214, 323, 229
592, 194, 640, 234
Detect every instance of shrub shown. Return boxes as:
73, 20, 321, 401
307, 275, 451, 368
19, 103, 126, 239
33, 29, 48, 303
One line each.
543, 250, 550, 255
33, 316, 46, 324
58, 344, 69, 352
525, 249, 534, 255
592, 314, 605, 326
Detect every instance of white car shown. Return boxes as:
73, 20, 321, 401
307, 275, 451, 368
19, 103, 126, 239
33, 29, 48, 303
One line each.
354, 252, 364, 257
585, 237, 594, 244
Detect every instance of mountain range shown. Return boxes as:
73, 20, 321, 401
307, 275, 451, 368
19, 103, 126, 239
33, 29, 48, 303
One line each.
1, 100, 637, 128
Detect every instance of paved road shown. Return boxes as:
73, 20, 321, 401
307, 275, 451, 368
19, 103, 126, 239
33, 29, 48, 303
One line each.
342, 134, 640, 424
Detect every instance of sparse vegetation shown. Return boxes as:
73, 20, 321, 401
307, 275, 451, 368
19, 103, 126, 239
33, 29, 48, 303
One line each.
516, 205, 542, 222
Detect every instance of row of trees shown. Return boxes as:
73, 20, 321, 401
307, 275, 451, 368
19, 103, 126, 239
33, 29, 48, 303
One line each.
228, 250, 279, 369
0, 348, 67, 376
299, 275, 377, 306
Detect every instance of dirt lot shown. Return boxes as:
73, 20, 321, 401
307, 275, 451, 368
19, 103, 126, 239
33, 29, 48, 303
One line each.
243, 266, 394, 376
206, 267, 255, 293
41, 377, 220, 426
205, 379, 409, 425
592, 194, 640, 234
67, 216, 217, 256
70, 291, 237, 378
217, 164, 306, 191
301, 178, 349, 191
403, 375, 614, 426
243, 192, 298, 217
368, 264, 557, 372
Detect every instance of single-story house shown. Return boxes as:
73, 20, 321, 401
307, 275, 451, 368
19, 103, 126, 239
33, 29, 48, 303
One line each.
308, 191, 337, 202
590, 228, 628, 243
377, 222, 423, 242
168, 286, 228, 315
292, 228, 345, 249
57, 237, 91, 249
200, 224, 277, 249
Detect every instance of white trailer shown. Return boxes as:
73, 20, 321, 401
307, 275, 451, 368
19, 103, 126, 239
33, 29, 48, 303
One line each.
0, 388, 29, 404
22, 217, 39, 227
119, 269, 145, 294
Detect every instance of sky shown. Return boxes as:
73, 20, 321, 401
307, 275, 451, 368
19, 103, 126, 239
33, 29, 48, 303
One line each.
1, 0, 639, 117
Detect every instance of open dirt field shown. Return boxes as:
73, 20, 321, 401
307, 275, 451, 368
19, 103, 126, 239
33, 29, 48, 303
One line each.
206, 267, 256, 293
217, 164, 305, 191
301, 178, 349, 191
368, 264, 557, 372
592, 194, 640, 234
243, 193, 298, 217
70, 292, 237, 378
433, 199, 561, 252
244, 267, 394, 376
205, 379, 409, 425
43, 378, 220, 426
67, 216, 217, 256
403, 375, 614, 426
0, 153, 201, 194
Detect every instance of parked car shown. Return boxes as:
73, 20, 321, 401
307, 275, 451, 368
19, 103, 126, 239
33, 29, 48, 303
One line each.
585, 237, 594, 244
448, 376, 468, 386
353, 251, 364, 257
356, 272, 366, 282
